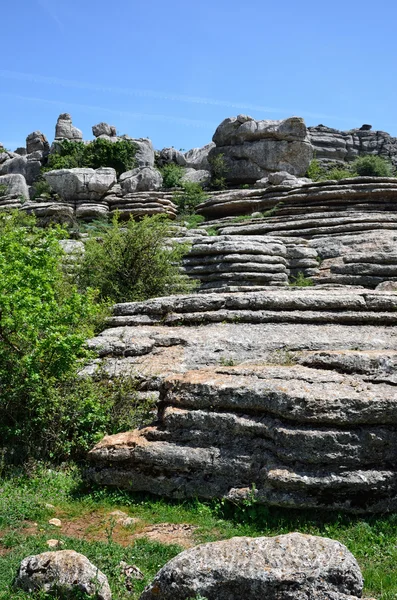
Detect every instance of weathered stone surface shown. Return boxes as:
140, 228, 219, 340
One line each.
183, 236, 288, 290
0, 154, 41, 185
55, 113, 83, 141
14, 550, 111, 599
0, 173, 29, 201
140, 533, 363, 600
183, 142, 215, 170
26, 131, 49, 154
209, 115, 313, 184
180, 168, 210, 184
157, 147, 187, 168
44, 167, 117, 201
133, 138, 155, 168
308, 123, 397, 167
92, 122, 117, 137
120, 167, 162, 193
86, 287, 397, 512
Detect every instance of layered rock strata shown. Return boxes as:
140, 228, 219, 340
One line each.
182, 236, 289, 291
209, 115, 313, 184
87, 288, 397, 512
308, 124, 397, 167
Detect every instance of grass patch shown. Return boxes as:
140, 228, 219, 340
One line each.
1, 466, 397, 598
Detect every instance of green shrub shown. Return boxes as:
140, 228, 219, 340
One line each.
0, 184, 7, 197
306, 158, 323, 181
289, 271, 314, 287
0, 212, 110, 461
326, 167, 353, 180
78, 214, 196, 303
45, 138, 137, 176
181, 214, 206, 229
351, 155, 395, 177
160, 163, 184, 188
209, 153, 228, 190
173, 182, 207, 214
31, 178, 52, 199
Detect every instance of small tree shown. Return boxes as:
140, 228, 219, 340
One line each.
174, 182, 207, 214
160, 163, 184, 188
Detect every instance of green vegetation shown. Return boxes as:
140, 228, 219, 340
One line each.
352, 154, 395, 177
78, 214, 196, 303
1, 466, 397, 599
0, 212, 193, 462
173, 182, 207, 214
289, 271, 314, 287
159, 163, 184, 188
31, 178, 53, 199
306, 155, 395, 181
208, 152, 228, 190
0, 184, 7, 197
45, 138, 137, 176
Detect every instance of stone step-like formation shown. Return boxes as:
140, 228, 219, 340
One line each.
316, 251, 397, 288
197, 177, 397, 220
104, 189, 177, 220
182, 236, 289, 291
85, 287, 397, 512
106, 288, 397, 327
88, 362, 397, 513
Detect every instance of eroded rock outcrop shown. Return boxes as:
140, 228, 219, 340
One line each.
54, 113, 83, 141
87, 287, 397, 513
140, 533, 363, 600
209, 115, 313, 184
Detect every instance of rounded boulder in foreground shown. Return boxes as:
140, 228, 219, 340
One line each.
14, 550, 111, 599
139, 532, 363, 600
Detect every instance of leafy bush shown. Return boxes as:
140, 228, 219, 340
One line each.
31, 178, 52, 199
289, 271, 314, 287
326, 167, 353, 180
209, 152, 228, 190
306, 158, 323, 181
160, 163, 184, 188
0, 184, 7, 197
351, 155, 395, 177
45, 138, 137, 176
78, 214, 196, 303
173, 182, 207, 214
0, 212, 111, 461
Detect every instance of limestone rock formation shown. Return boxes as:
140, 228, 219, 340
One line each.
140, 533, 363, 600
44, 167, 117, 201
14, 550, 111, 599
119, 167, 163, 193
0, 153, 41, 185
0, 173, 29, 202
26, 131, 50, 154
157, 147, 187, 168
209, 115, 313, 184
54, 113, 83, 141
308, 124, 397, 167
183, 236, 289, 291
180, 168, 211, 185
86, 287, 397, 513
184, 142, 215, 170
92, 122, 117, 137
104, 189, 178, 220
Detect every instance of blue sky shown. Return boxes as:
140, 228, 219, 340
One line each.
2, 0, 397, 151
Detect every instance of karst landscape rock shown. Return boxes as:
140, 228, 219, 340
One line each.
3, 111, 397, 516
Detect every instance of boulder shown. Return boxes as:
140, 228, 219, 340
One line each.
157, 147, 187, 168
92, 122, 117, 137
0, 155, 41, 185
180, 168, 210, 185
14, 550, 111, 600
44, 167, 117, 201
120, 167, 163, 193
0, 173, 29, 201
184, 142, 215, 170
209, 115, 313, 184
55, 113, 83, 141
26, 131, 50, 154
140, 533, 363, 600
